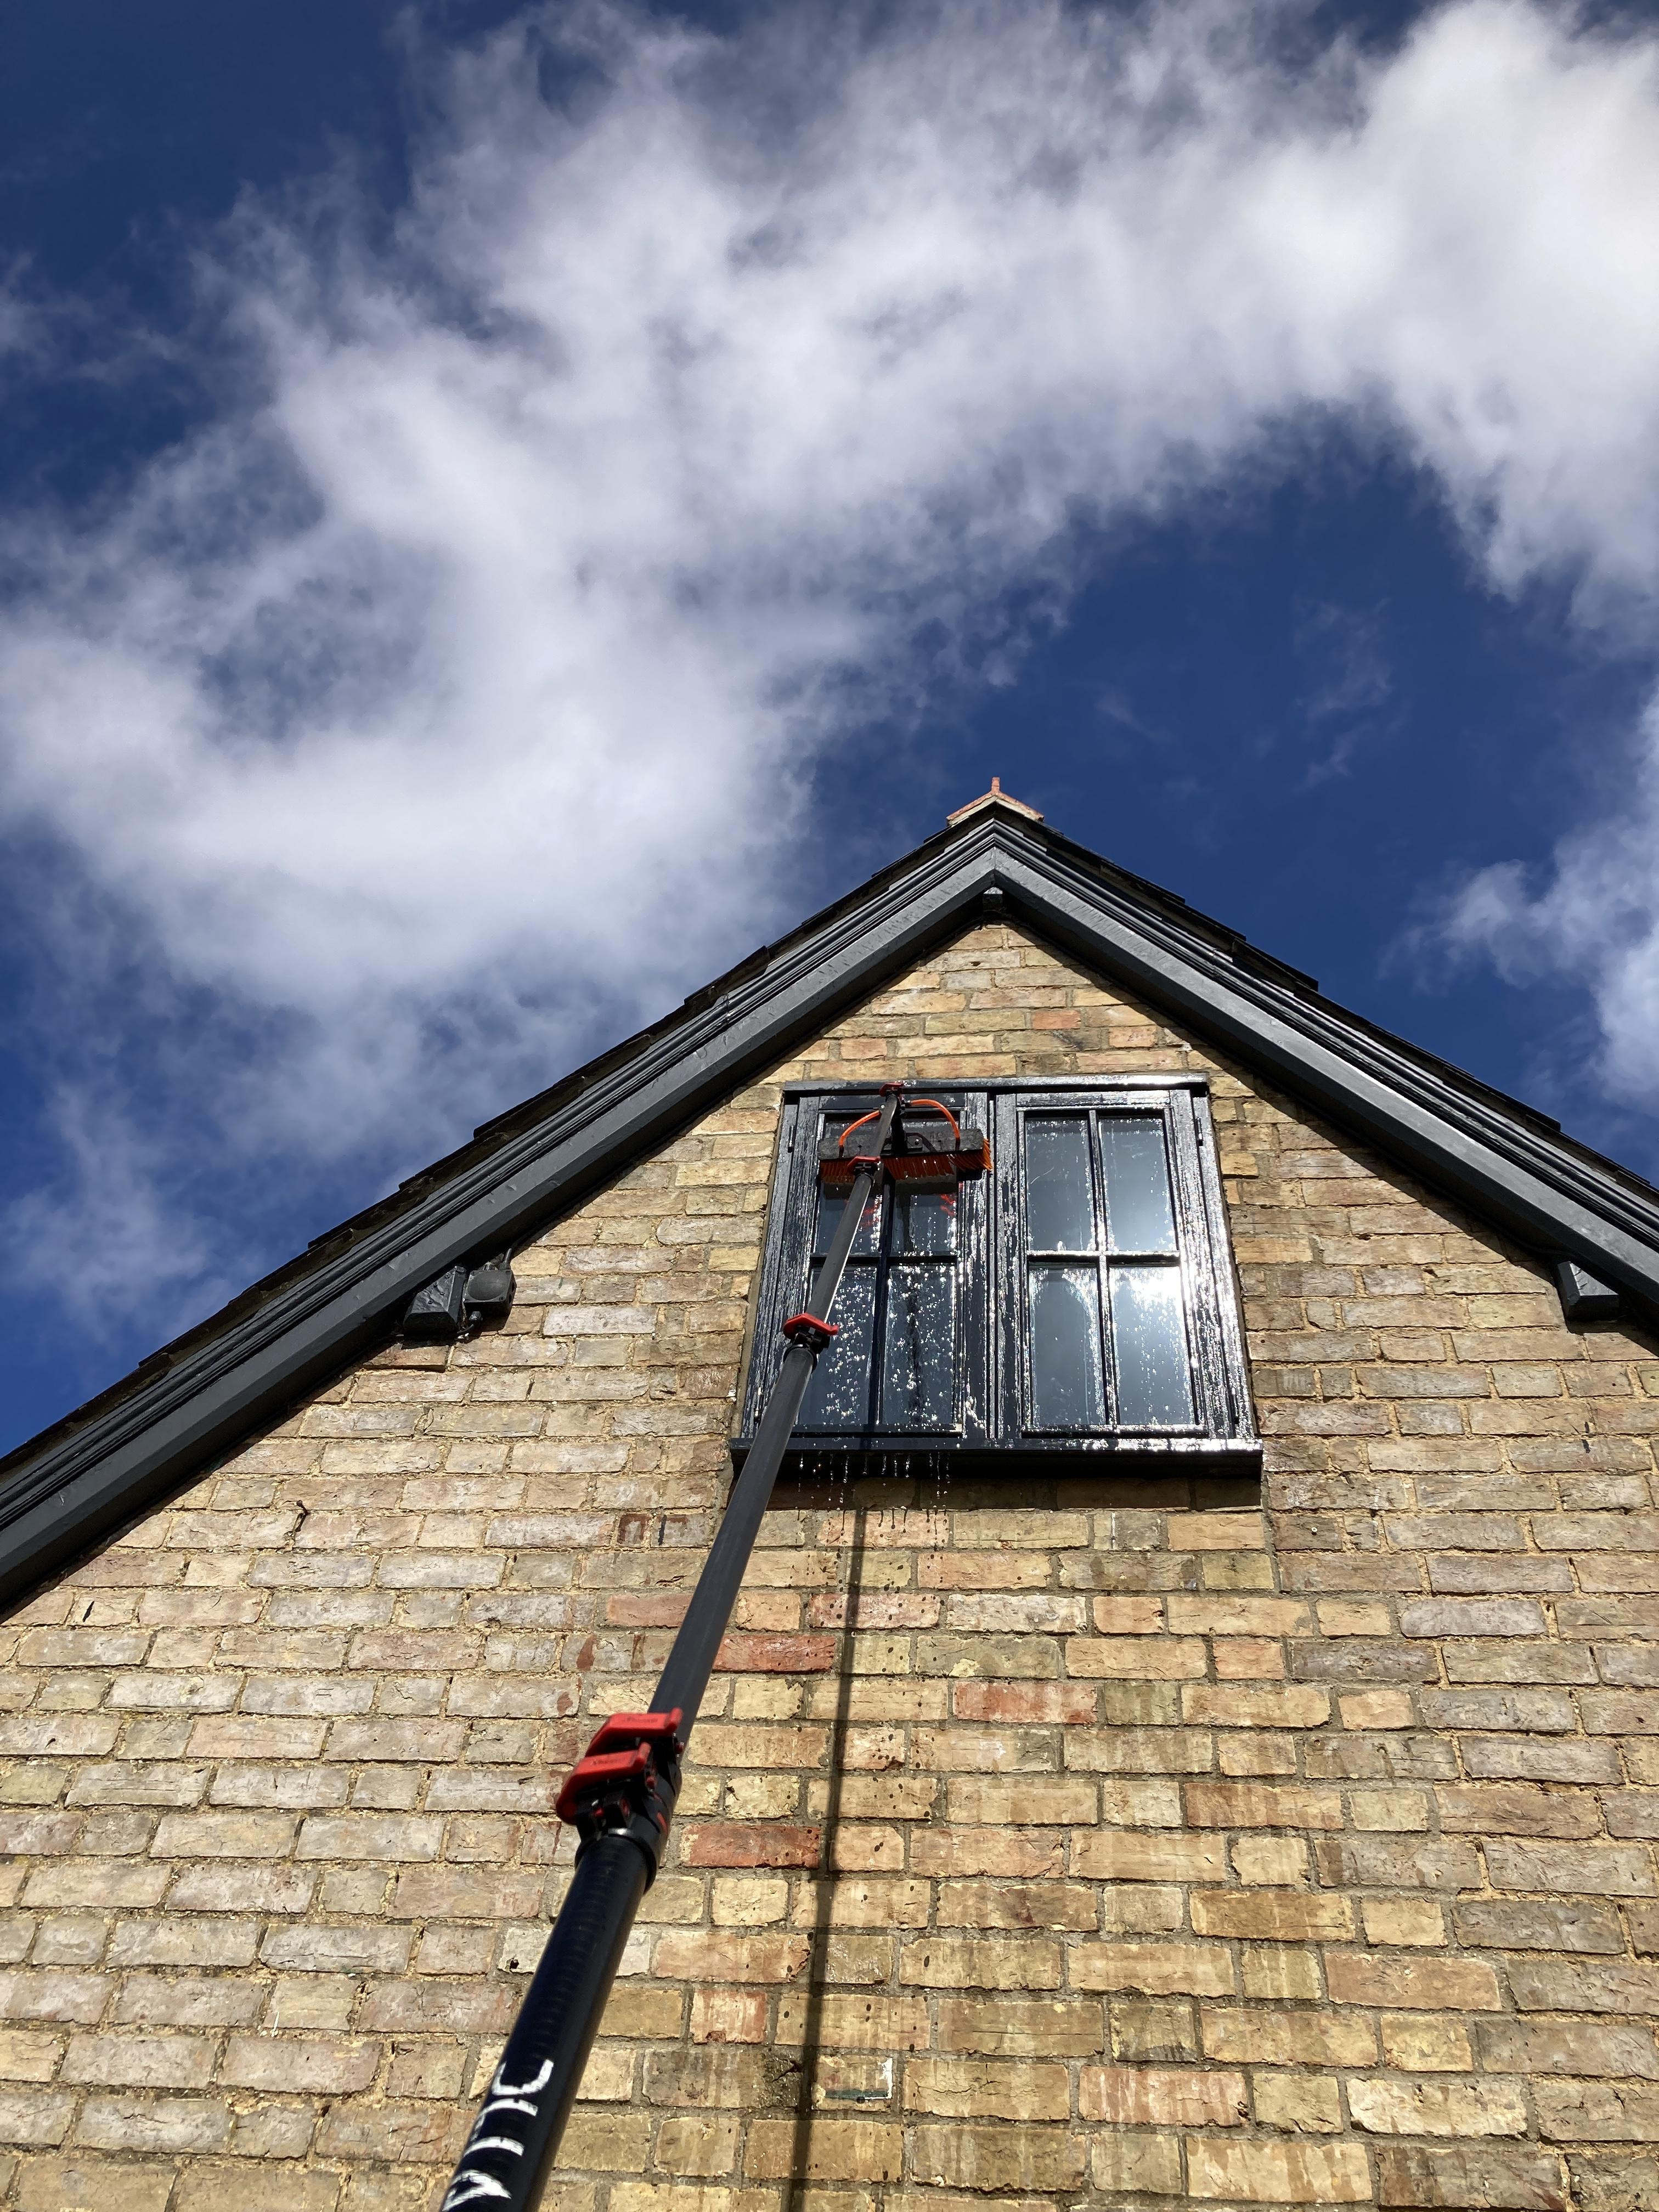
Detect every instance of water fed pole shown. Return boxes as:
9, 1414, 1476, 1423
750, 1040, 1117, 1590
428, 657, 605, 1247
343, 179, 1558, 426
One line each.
442, 1085, 989, 2211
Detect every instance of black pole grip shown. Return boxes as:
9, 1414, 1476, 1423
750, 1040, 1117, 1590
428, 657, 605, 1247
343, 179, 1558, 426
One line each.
441, 1831, 650, 2210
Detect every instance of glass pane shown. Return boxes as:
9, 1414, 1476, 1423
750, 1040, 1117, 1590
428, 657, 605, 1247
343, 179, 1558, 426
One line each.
1029, 1265, 1105, 1429
1101, 1117, 1177, 1255
1025, 1117, 1095, 1252
800, 1265, 877, 1430
894, 1188, 957, 1256
881, 1267, 956, 1429
812, 1182, 882, 1261
1110, 1265, 1194, 1426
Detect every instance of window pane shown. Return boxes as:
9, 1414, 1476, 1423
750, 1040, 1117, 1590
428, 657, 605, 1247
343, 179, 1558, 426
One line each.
1110, 1265, 1194, 1425
812, 1183, 882, 1260
1101, 1117, 1177, 1255
800, 1265, 877, 1430
894, 1188, 957, 1256
1029, 1264, 1105, 1429
1025, 1118, 1095, 1252
882, 1267, 956, 1429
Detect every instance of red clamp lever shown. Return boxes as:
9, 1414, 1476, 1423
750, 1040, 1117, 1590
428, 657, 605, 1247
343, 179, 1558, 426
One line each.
556, 1708, 684, 1833
782, 1311, 840, 1350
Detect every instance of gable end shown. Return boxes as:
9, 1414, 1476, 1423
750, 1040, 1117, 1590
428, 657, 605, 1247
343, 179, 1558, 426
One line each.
3, 810, 1657, 1609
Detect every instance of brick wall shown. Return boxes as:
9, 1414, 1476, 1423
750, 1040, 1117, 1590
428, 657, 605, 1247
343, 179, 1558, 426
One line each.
2, 921, 1658, 2211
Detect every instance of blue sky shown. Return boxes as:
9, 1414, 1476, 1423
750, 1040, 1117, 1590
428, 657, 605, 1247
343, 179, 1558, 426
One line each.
4, 0, 1659, 1454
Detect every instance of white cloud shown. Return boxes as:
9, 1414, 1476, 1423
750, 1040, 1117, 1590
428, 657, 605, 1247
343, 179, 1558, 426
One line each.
1294, 599, 1394, 781
1438, 687, 1659, 1102
4, 0, 1659, 1316
4, 1084, 225, 1340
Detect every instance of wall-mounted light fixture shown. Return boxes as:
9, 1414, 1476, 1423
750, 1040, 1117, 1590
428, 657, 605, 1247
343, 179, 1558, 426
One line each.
402, 1254, 517, 1341
1554, 1260, 1620, 1323
463, 1255, 516, 1317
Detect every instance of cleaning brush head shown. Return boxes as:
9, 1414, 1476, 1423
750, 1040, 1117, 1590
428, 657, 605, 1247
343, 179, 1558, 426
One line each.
817, 1104, 990, 1194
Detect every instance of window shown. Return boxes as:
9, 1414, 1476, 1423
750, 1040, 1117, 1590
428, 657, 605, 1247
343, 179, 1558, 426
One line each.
740, 1079, 1257, 1471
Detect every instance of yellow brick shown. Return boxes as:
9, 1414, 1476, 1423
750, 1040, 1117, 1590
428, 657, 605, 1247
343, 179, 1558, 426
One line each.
1318, 1601, 1393, 1636
744, 2117, 902, 2182
902, 2057, 1070, 2120
1339, 1689, 1413, 1730
1091, 2132, 1183, 2194
1362, 1898, 1446, 1946
1240, 1947, 1324, 2002
557, 2111, 656, 2170
1187, 2140, 1372, 2202
1254, 2074, 1344, 2131
1347, 2078, 1527, 2136
899, 1938, 1062, 1991
908, 2123, 1086, 2193
1381, 2015, 1474, 2071
1202, 2010, 1376, 2067
1074, 1832, 1227, 1883
1190, 1891, 1353, 1942
1080, 2064, 1246, 2126
1232, 1837, 1308, 1886
1071, 1943, 1234, 1996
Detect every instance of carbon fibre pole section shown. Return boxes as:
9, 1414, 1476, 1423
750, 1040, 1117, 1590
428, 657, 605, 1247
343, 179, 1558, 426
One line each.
439, 1093, 903, 2211
440, 1834, 648, 2208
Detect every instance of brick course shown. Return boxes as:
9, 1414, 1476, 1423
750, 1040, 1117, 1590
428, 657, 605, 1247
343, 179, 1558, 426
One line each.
2, 921, 1657, 2208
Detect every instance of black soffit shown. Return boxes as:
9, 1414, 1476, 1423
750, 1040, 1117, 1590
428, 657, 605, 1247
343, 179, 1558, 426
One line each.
3, 803, 1657, 1609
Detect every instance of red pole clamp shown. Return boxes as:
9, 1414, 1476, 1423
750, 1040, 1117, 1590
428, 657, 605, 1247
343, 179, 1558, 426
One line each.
556, 1708, 685, 1835
781, 1311, 840, 1350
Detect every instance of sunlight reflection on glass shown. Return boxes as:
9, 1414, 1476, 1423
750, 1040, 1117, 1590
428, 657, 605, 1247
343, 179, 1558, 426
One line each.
1025, 1117, 1094, 1251
1101, 1117, 1176, 1254
1110, 1265, 1193, 1425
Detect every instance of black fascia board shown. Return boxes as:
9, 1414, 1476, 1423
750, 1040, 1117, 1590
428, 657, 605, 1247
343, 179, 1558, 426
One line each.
3, 807, 1658, 1611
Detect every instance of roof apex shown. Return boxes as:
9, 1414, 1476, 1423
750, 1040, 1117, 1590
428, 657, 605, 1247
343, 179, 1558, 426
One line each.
946, 776, 1044, 828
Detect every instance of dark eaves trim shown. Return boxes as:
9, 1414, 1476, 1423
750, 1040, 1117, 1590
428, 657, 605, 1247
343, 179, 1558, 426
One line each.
3, 811, 1657, 1610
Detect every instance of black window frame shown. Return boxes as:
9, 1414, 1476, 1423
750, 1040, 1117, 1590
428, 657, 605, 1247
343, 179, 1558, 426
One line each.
738, 1077, 1259, 1475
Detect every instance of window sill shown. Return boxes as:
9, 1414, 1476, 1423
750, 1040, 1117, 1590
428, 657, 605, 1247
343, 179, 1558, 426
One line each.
730, 1435, 1263, 1480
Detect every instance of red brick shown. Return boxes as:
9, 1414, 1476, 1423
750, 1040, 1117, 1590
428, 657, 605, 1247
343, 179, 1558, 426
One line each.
678, 1824, 822, 1869
1080, 2064, 1247, 2126
689, 1989, 769, 2044
1185, 1782, 1345, 1829
1325, 1953, 1502, 2011
605, 1594, 691, 1627
651, 1933, 811, 1984
951, 1682, 1097, 1724
713, 1632, 836, 1673
1375, 2144, 1568, 2208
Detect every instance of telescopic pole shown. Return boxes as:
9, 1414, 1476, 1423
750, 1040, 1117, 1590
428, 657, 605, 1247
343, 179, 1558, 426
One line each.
439, 1092, 903, 2212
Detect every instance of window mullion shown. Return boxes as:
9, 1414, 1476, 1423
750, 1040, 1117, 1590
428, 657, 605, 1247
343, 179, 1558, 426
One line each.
1165, 1090, 1223, 1434
868, 1183, 894, 1432
1089, 1107, 1115, 1430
